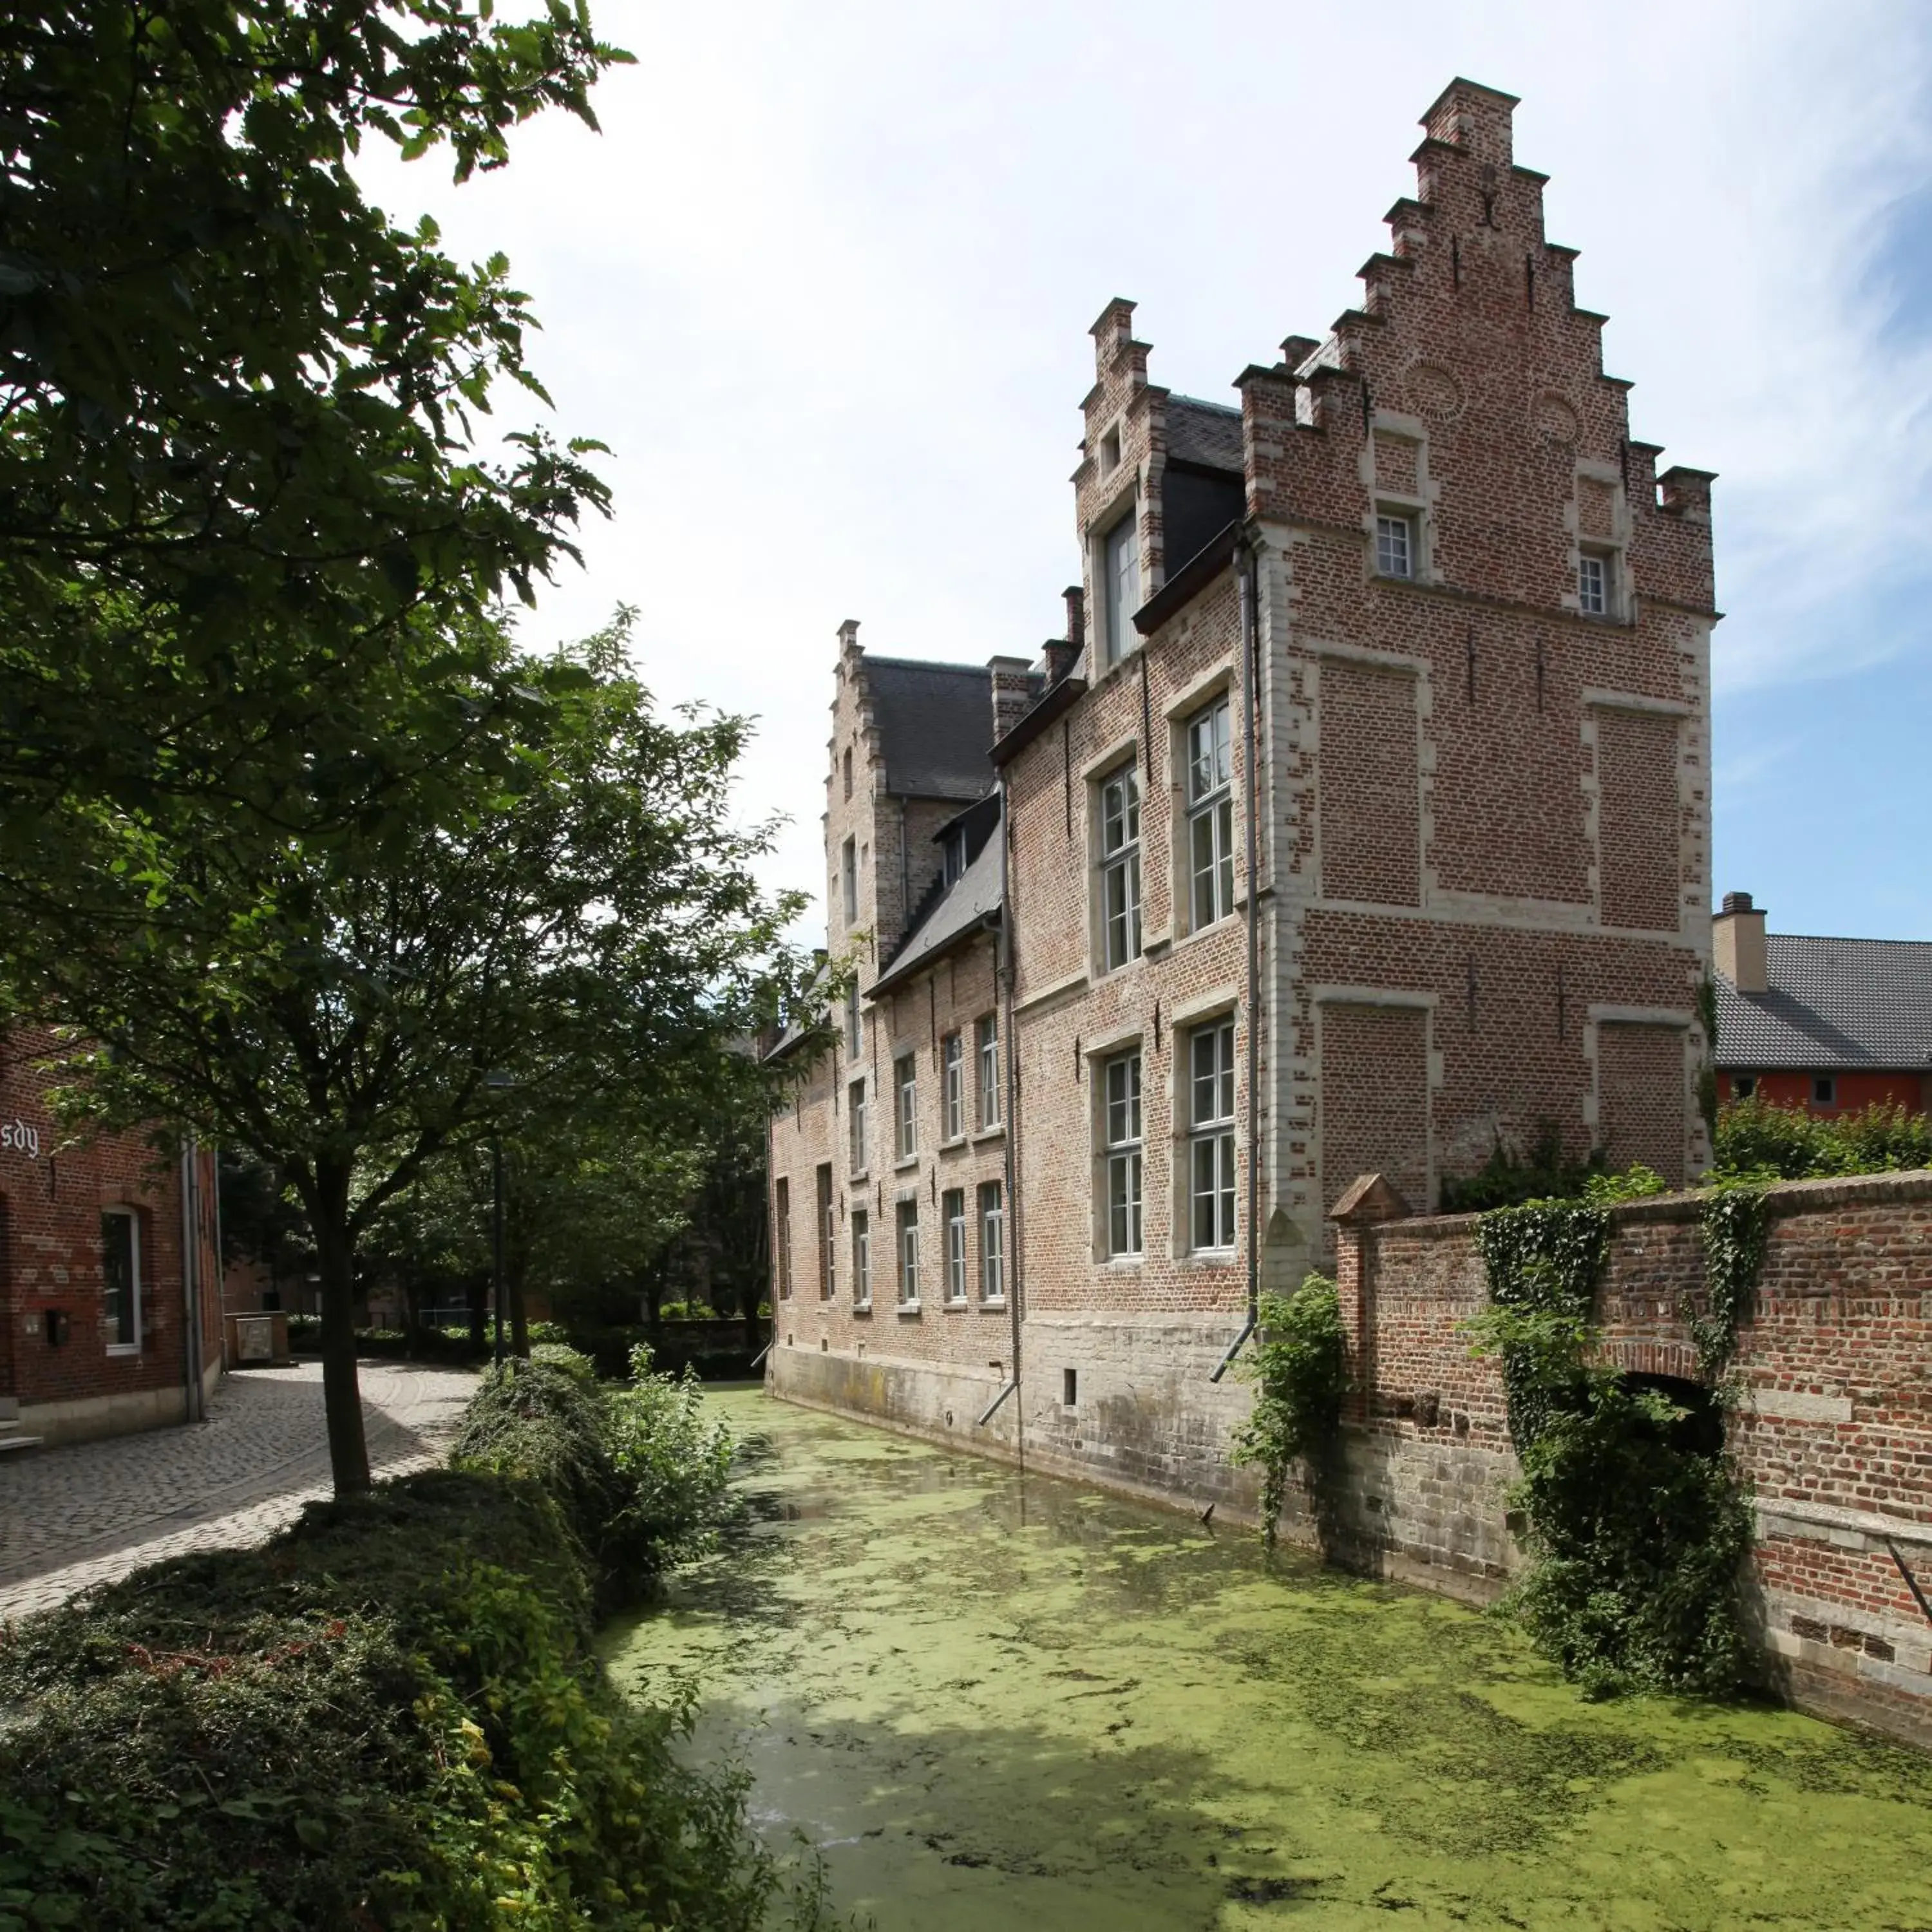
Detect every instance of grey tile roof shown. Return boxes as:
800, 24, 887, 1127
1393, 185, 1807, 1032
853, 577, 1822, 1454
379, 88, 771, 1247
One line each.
871, 833, 1003, 997
1167, 396, 1242, 472
1716, 934, 1932, 1072
864, 657, 999, 801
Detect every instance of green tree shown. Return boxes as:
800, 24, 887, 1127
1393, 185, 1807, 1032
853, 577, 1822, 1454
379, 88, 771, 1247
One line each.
10, 617, 810, 1495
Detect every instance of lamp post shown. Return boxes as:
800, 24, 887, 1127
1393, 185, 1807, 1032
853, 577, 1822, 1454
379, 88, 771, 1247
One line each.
484, 1072, 516, 1370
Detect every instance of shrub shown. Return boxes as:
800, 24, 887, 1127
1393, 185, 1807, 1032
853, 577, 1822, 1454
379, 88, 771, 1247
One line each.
1714, 1096, 1932, 1182
0, 1354, 768, 1929
1440, 1124, 1607, 1213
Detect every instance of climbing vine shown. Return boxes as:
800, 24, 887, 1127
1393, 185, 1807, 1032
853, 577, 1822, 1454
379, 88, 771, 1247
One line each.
1694, 1184, 1770, 1381
1470, 1197, 1752, 1700
1231, 1274, 1346, 1544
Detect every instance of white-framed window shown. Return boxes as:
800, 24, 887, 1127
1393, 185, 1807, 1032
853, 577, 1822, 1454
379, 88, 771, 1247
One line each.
1189, 1019, 1238, 1252
942, 1032, 964, 1141
1578, 549, 1611, 618
845, 985, 863, 1059
852, 1209, 871, 1309
1099, 762, 1142, 971
895, 1052, 918, 1160
896, 1202, 921, 1307
1734, 1074, 1758, 1100
1375, 511, 1415, 580
773, 1178, 792, 1300
817, 1168, 837, 1301
101, 1208, 141, 1352
840, 835, 857, 923
1103, 509, 1141, 665
943, 1188, 967, 1302
943, 828, 967, 886
849, 1078, 868, 1174
1186, 695, 1235, 931
1814, 1075, 1837, 1108
1103, 1050, 1144, 1258
976, 1012, 1001, 1129
979, 1181, 1005, 1303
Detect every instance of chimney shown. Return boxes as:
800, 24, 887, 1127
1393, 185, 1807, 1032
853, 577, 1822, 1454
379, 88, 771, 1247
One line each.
1043, 639, 1078, 685
987, 655, 1034, 748
1063, 585, 1086, 657
1712, 891, 1768, 995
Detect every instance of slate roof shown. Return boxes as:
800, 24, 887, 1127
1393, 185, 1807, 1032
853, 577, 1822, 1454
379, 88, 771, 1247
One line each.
1716, 934, 1932, 1072
864, 658, 999, 802
871, 829, 1003, 998
1167, 396, 1243, 472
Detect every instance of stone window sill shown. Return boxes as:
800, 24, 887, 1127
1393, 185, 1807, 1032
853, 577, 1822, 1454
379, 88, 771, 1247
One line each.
971, 1125, 1005, 1144
942, 1296, 968, 1311
897, 1302, 922, 1318
979, 1297, 1007, 1312
893, 1155, 919, 1173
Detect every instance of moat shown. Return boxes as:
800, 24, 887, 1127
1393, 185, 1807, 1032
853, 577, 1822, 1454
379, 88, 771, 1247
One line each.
605, 1390, 1932, 1931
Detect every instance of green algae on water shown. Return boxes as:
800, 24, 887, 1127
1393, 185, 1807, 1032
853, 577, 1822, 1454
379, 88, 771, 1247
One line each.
605, 1392, 1932, 1932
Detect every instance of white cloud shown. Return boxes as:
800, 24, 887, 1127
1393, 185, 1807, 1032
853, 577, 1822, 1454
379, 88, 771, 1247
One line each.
355, 0, 1932, 933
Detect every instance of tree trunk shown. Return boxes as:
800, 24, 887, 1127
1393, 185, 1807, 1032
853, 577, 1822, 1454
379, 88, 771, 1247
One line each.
466, 1272, 487, 1351
507, 1258, 531, 1360
310, 1168, 371, 1495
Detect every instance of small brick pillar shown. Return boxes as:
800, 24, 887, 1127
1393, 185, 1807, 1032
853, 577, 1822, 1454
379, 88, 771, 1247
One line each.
1328, 1173, 1410, 1423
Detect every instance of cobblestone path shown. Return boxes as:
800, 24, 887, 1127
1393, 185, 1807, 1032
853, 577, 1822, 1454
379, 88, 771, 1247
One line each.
0, 1361, 477, 1622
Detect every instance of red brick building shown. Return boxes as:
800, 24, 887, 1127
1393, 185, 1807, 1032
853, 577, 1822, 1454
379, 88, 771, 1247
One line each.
768, 79, 1713, 1495
1, 1028, 222, 1448
1713, 891, 1932, 1115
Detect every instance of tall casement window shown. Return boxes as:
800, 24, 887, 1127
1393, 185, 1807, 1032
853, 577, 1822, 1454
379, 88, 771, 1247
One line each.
941, 1032, 965, 1141
1103, 509, 1140, 665
845, 985, 864, 1059
1578, 549, 1617, 618
978, 1181, 1005, 1303
1102, 1050, 1144, 1258
842, 746, 853, 800
1375, 510, 1415, 580
852, 1210, 871, 1309
896, 1202, 921, 1307
1099, 763, 1142, 971
1186, 694, 1235, 930
943, 1188, 968, 1302
849, 1078, 869, 1174
976, 1013, 1001, 1129
100, 1209, 140, 1350
815, 1166, 835, 1299
773, 1179, 792, 1300
840, 835, 858, 924
1189, 1019, 1238, 1252
895, 1053, 918, 1159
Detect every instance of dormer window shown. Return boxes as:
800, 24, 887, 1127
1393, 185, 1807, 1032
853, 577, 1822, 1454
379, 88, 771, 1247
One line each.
1102, 511, 1140, 666
942, 828, 966, 886
1376, 512, 1416, 580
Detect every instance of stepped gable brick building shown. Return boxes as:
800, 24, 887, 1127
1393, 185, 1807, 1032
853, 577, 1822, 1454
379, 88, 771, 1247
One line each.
0, 1027, 222, 1450
768, 79, 1714, 1502
1712, 891, 1932, 1115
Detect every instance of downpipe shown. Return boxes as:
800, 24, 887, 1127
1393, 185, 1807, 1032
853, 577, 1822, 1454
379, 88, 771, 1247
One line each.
979, 770, 1023, 1452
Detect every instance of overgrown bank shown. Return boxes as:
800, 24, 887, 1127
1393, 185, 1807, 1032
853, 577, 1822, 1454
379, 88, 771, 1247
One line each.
0, 1347, 806, 1930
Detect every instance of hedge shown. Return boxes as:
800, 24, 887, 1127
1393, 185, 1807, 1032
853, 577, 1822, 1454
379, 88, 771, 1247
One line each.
0, 1348, 785, 1930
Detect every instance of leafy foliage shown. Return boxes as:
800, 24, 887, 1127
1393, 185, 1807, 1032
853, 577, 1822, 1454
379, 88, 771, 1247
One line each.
0, 1375, 770, 1931
1470, 1197, 1751, 1698
1714, 1097, 1932, 1182
1694, 1183, 1770, 1381
1231, 1275, 1347, 1543
1440, 1124, 1611, 1213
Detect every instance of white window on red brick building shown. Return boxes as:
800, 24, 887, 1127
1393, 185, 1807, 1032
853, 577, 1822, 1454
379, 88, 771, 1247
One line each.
895, 1053, 918, 1160
849, 1079, 869, 1174
1099, 764, 1142, 971
941, 1032, 964, 1141
851, 1209, 871, 1309
773, 1178, 792, 1300
101, 1208, 140, 1352
1374, 511, 1415, 580
978, 1181, 1005, 1302
1186, 695, 1235, 930
1189, 1019, 1237, 1252
976, 1013, 1001, 1130
896, 1202, 921, 1307
943, 1189, 967, 1302
1102, 509, 1140, 665
815, 1166, 835, 1300
1578, 549, 1613, 618
1103, 1050, 1144, 1258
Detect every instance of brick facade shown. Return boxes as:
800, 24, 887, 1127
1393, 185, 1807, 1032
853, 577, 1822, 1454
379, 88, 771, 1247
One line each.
1, 1027, 223, 1445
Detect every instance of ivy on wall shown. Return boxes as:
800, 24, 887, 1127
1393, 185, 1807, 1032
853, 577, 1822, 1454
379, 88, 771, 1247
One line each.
1694, 1184, 1770, 1381
1231, 1274, 1346, 1545
1472, 1197, 1753, 1700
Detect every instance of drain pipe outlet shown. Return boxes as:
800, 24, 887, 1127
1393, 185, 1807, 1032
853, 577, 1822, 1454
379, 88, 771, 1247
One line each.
976, 1379, 1019, 1427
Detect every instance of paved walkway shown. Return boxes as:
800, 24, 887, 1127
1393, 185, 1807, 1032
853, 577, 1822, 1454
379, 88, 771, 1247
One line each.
0, 1361, 478, 1622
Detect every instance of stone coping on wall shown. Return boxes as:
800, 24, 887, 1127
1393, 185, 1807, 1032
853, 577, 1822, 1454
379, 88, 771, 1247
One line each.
1358, 1166, 1932, 1243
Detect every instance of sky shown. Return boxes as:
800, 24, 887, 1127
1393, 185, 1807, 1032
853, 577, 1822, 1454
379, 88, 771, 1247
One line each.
360, 0, 1932, 944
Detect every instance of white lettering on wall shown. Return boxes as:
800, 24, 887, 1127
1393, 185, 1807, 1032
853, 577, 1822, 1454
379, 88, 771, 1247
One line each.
0, 1119, 43, 1160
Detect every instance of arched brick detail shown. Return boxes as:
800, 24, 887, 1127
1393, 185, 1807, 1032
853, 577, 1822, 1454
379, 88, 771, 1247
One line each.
1596, 1334, 1700, 1382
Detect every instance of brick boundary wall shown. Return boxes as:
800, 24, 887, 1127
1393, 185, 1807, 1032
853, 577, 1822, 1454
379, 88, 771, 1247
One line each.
1334, 1167, 1932, 1748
